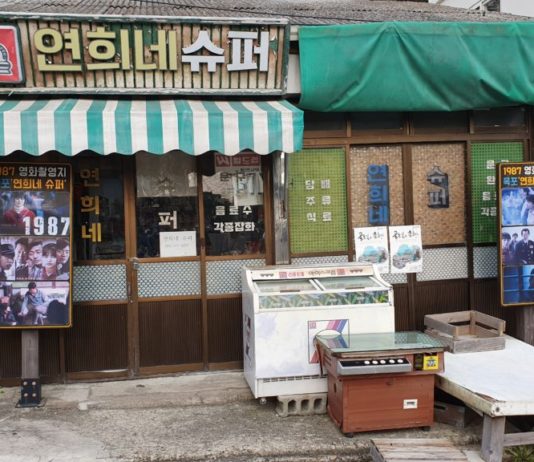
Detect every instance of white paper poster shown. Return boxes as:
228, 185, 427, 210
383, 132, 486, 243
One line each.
159, 231, 197, 257
388, 225, 423, 273
353, 226, 389, 273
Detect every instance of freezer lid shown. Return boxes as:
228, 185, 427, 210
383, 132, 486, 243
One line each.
254, 279, 318, 293
313, 275, 381, 291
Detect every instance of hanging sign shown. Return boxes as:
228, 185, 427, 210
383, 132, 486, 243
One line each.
0, 162, 71, 329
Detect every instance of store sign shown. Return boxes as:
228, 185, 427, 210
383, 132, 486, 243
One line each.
367, 164, 389, 225
3, 19, 289, 93
0, 26, 23, 83
471, 142, 523, 244
426, 166, 449, 208
498, 161, 534, 306
78, 167, 102, 243
0, 162, 71, 329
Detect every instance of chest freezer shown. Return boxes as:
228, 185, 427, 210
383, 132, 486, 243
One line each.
242, 262, 394, 398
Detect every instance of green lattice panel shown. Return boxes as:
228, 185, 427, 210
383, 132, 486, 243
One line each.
471, 142, 523, 244
289, 148, 348, 254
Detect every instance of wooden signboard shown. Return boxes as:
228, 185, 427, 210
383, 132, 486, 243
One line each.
0, 16, 289, 94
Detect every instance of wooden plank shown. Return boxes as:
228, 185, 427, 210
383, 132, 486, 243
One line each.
21, 330, 39, 377
424, 315, 458, 337
428, 311, 471, 324
220, 25, 230, 90
371, 438, 468, 462
18, 20, 36, 87
60, 21, 76, 88
474, 311, 505, 333
503, 431, 534, 447
481, 415, 505, 462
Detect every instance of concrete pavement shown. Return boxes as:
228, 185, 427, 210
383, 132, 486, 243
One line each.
0, 371, 486, 461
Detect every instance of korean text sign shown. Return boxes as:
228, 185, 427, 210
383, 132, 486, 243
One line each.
0, 163, 72, 329
7, 20, 289, 93
498, 161, 534, 306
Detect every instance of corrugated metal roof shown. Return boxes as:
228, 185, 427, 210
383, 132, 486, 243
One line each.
0, 0, 529, 24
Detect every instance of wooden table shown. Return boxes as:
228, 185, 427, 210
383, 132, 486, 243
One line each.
436, 336, 534, 462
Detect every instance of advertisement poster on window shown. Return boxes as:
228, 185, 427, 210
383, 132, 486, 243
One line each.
497, 161, 534, 306
0, 163, 71, 329
353, 226, 389, 273
388, 225, 423, 274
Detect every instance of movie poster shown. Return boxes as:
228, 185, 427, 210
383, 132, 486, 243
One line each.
0, 163, 71, 328
498, 162, 534, 306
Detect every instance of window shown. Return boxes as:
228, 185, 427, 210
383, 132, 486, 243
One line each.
135, 152, 198, 258
202, 153, 265, 256
73, 156, 125, 260
411, 112, 468, 134
473, 107, 526, 132
350, 112, 404, 133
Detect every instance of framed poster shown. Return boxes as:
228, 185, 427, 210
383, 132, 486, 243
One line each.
0, 163, 71, 328
497, 161, 534, 306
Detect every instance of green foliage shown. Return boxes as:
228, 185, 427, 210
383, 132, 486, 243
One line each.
506, 446, 534, 462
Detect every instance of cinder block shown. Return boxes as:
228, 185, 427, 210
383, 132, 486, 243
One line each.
276, 393, 327, 417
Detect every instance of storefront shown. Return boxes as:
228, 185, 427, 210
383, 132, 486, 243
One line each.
0, 14, 303, 384
1, 4, 533, 385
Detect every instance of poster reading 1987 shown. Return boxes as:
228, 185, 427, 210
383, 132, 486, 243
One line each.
0, 163, 71, 328
498, 161, 534, 306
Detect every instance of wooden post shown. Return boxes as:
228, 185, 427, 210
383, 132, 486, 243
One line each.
516, 306, 534, 346
481, 415, 505, 462
19, 330, 41, 407
21, 330, 39, 378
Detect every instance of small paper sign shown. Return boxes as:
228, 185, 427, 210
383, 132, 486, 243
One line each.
159, 231, 197, 257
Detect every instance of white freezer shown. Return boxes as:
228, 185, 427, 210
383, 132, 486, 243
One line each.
242, 263, 395, 398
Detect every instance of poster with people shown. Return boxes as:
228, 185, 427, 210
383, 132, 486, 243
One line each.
0, 163, 71, 328
497, 162, 534, 306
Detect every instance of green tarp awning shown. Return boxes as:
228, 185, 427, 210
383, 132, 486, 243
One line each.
298, 22, 534, 112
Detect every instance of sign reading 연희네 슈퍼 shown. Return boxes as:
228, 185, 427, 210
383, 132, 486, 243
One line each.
0, 19, 288, 93
0, 162, 72, 329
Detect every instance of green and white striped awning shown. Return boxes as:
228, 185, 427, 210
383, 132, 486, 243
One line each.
0, 99, 303, 156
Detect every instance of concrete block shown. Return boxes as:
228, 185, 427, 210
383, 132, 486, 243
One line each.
276, 393, 327, 417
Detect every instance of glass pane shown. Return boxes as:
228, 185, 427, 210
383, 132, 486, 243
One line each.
136, 151, 199, 258
411, 111, 468, 133
304, 111, 346, 132
350, 112, 404, 132
473, 107, 526, 130
73, 156, 125, 260
315, 276, 375, 290
255, 279, 316, 293
203, 153, 264, 256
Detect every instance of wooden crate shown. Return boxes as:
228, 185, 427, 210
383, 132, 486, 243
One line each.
424, 310, 505, 353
